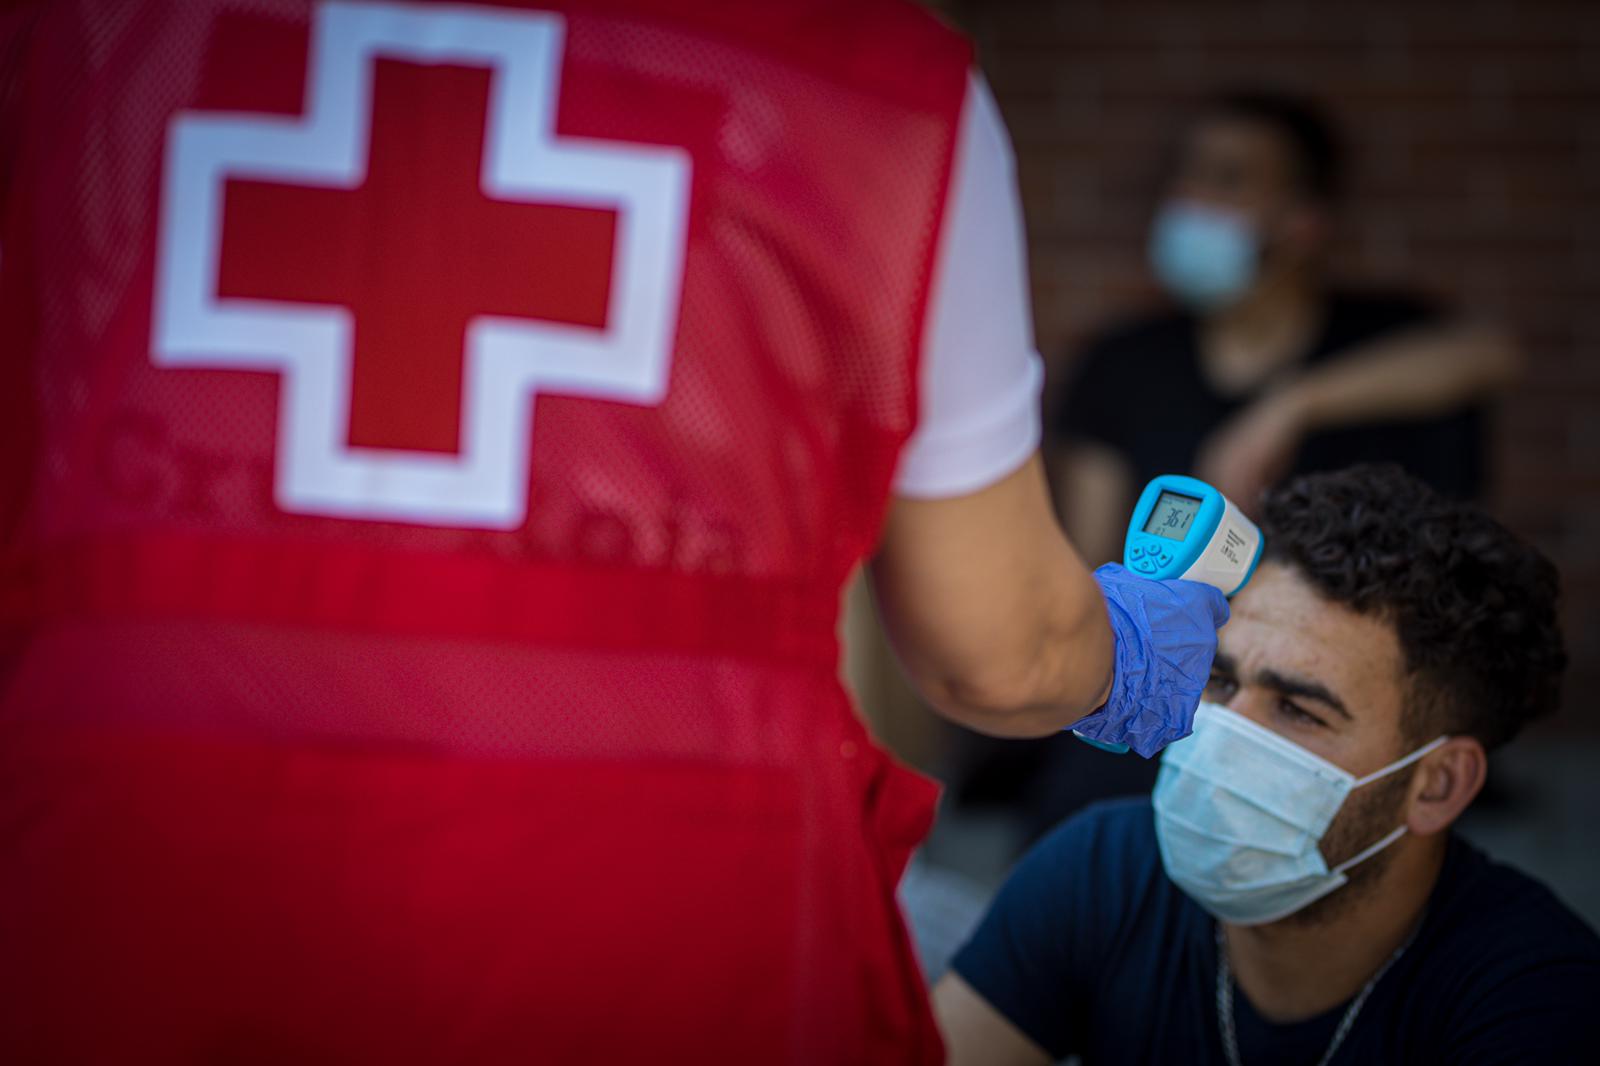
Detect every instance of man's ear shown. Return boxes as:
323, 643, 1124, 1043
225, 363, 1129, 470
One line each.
1406, 737, 1487, 837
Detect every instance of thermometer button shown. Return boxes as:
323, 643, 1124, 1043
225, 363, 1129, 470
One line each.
1157, 551, 1173, 567
1134, 558, 1159, 575
1130, 545, 1146, 559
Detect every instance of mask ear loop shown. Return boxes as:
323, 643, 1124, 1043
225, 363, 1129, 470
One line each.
1334, 735, 1452, 876
1351, 735, 1451, 789
1332, 824, 1409, 875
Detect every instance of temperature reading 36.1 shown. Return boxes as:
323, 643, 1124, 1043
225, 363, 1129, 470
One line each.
1142, 490, 1202, 542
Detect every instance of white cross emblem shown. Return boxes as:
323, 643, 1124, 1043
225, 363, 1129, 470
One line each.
152, 1, 691, 528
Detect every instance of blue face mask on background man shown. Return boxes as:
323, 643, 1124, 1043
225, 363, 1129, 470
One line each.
1153, 702, 1448, 925
1147, 201, 1260, 310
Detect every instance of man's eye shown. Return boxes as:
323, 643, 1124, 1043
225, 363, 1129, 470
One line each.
1205, 675, 1237, 699
1279, 700, 1325, 728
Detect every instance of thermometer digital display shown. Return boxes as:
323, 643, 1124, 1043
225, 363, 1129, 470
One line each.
1075, 475, 1264, 754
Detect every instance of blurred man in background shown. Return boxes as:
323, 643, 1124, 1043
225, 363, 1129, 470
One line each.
1055, 89, 1518, 567
936, 465, 1600, 1065
0, 1, 1225, 1062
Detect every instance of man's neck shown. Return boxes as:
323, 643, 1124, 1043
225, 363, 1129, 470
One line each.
1199, 270, 1323, 397
1221, 835, 1446, 1024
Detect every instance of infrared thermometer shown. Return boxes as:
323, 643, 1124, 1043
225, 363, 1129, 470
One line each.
1122, 474, 1263, 595
1075, 475, 1264, 754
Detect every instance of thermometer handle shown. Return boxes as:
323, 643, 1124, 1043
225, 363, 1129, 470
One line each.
1074, 476, 1261, 756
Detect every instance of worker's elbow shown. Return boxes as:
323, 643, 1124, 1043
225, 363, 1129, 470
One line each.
917, 662, 1074, 739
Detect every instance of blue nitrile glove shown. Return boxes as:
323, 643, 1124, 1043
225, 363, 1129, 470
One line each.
1070, 563, 1231, 758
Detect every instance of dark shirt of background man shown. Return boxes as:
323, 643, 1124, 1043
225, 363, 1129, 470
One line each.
1057, 290, 1486, 502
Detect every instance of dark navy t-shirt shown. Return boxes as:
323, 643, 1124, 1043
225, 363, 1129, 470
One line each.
952, 799, 1600, 1065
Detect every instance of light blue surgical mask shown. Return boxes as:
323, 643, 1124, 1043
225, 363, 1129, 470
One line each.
1153, 702, 1448, 926
1147, 201, 1260, 310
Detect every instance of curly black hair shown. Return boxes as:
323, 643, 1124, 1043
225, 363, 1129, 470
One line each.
1259, 464, 1566, 750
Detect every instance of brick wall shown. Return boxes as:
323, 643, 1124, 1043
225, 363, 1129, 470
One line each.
948, 0, 1600, 730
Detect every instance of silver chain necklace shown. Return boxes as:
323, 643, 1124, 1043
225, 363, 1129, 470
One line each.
1214, 923, 1417, 1066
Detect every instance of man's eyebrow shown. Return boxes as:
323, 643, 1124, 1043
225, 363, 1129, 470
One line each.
1256, 668, 1352, 720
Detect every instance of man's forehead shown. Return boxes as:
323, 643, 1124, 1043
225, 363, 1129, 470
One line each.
1184, 116, 1298, 177
1220, 563, 1405, 697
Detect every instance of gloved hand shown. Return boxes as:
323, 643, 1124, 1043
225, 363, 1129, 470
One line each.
1070, 563, 1231, 758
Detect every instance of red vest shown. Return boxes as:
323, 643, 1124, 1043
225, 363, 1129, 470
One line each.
0, 1, 970, 1061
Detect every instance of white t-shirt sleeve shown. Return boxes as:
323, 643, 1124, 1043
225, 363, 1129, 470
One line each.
892, 71, 1045, 500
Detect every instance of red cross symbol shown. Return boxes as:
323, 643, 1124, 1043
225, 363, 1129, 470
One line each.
218, 59, 619, 456
153, 3, 691, 528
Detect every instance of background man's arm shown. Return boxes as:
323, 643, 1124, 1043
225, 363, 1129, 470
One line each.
1198, 321, 1520, 508
1286, 320, 1520, 425
933, 973, 1053, 1066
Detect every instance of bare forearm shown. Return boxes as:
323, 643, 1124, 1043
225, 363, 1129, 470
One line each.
1287, 322, 1520, 429
906, 534, 1113, 738
871, 456, 1115, 738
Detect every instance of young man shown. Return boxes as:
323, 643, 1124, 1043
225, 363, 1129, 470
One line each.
936, 465, 1600, 1065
